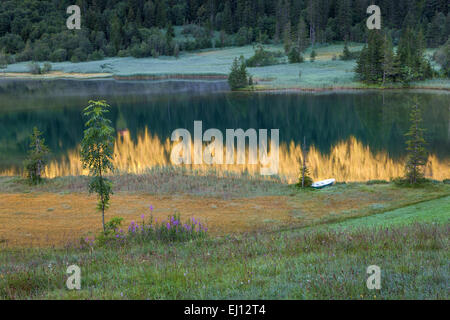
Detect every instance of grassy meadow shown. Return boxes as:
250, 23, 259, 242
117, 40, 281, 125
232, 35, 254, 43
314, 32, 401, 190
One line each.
3, 43, 449, 90
0, 169, 449, 299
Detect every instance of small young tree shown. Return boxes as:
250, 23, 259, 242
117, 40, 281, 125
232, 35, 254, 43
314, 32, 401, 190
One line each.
310, 50, 317, 62
42, 62, 52, 74
404, 101, 428, 184
288, 47, 303, 63
297, 137, 313, 188
228, 56, 248, 90
174, 43, 180, 58
24, 127, 50, 184
27, 62, 41, 74
81, 100, 115, 232
340, 41, 352, 60
248, 75, 253, 87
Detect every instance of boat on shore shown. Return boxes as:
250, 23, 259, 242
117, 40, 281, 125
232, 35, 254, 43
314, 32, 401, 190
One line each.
311, 178, 336, 189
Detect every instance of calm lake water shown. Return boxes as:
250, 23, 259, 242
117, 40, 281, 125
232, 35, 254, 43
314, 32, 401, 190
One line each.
0, 79, 449, 182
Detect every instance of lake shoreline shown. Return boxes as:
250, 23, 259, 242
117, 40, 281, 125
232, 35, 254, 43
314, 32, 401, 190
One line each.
1, 71, 449, 92
2, 44, 448, 91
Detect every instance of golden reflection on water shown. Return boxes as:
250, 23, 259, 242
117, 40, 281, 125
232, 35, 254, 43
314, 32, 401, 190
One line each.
2, 129, 449, 182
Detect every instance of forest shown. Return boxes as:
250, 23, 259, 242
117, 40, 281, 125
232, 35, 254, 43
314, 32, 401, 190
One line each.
0, 0, 448, 64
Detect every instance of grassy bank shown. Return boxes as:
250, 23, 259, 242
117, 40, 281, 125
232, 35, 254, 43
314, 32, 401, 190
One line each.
2, 43, 449, 90
1, 209, 448, 299
1, 171, 448, 299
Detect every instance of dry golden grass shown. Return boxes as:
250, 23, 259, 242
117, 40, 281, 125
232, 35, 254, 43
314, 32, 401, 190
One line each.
0, 193, 295, 247
1, 179, 447, 248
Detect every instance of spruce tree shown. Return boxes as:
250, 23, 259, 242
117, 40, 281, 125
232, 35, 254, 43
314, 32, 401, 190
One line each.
397, 27, 433, 82
24, 127, 50, 185
404, 100, 428, 185
382, 34, 396, 84
355, 44, 369, 81
228, 56, 248, 90
355, 31, 385, 83
296, 137, 312, 188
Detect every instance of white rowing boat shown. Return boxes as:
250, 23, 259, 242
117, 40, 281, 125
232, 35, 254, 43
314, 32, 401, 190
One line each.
311, 178, 336, 189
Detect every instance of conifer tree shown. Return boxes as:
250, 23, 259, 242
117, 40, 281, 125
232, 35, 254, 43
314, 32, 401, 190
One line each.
355, 44, 369, 80
404, 100, 428, 185
24, 127, 50, 185
382, 34, 396, 84
355, 31, 385, 83
297, 137, 312, 188
228, 56, 248, 90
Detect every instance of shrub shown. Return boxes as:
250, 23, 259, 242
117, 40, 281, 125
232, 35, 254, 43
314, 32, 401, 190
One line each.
95, 217, 125, 246
49, 48, 67, 62
340, 42, 353, 60
366, 180, 389, 185
42, 62, 52, 73
246, 44, 280, 67
89, 49, 105, 61
27, 61, 41, 74
117, 49, 129, 57
248, 75, 253, 86
72, 48, 87, 62
392, 177, 429, 187
310, 50, 317, 62
433, 39, 450, 78
0, 51, 10, 69
288, 47, 304, 63
443, 179, 450, 184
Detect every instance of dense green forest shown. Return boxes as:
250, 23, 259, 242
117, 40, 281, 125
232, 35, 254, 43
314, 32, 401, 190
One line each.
0, 0, 448, 64
355, 29, 436, 84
